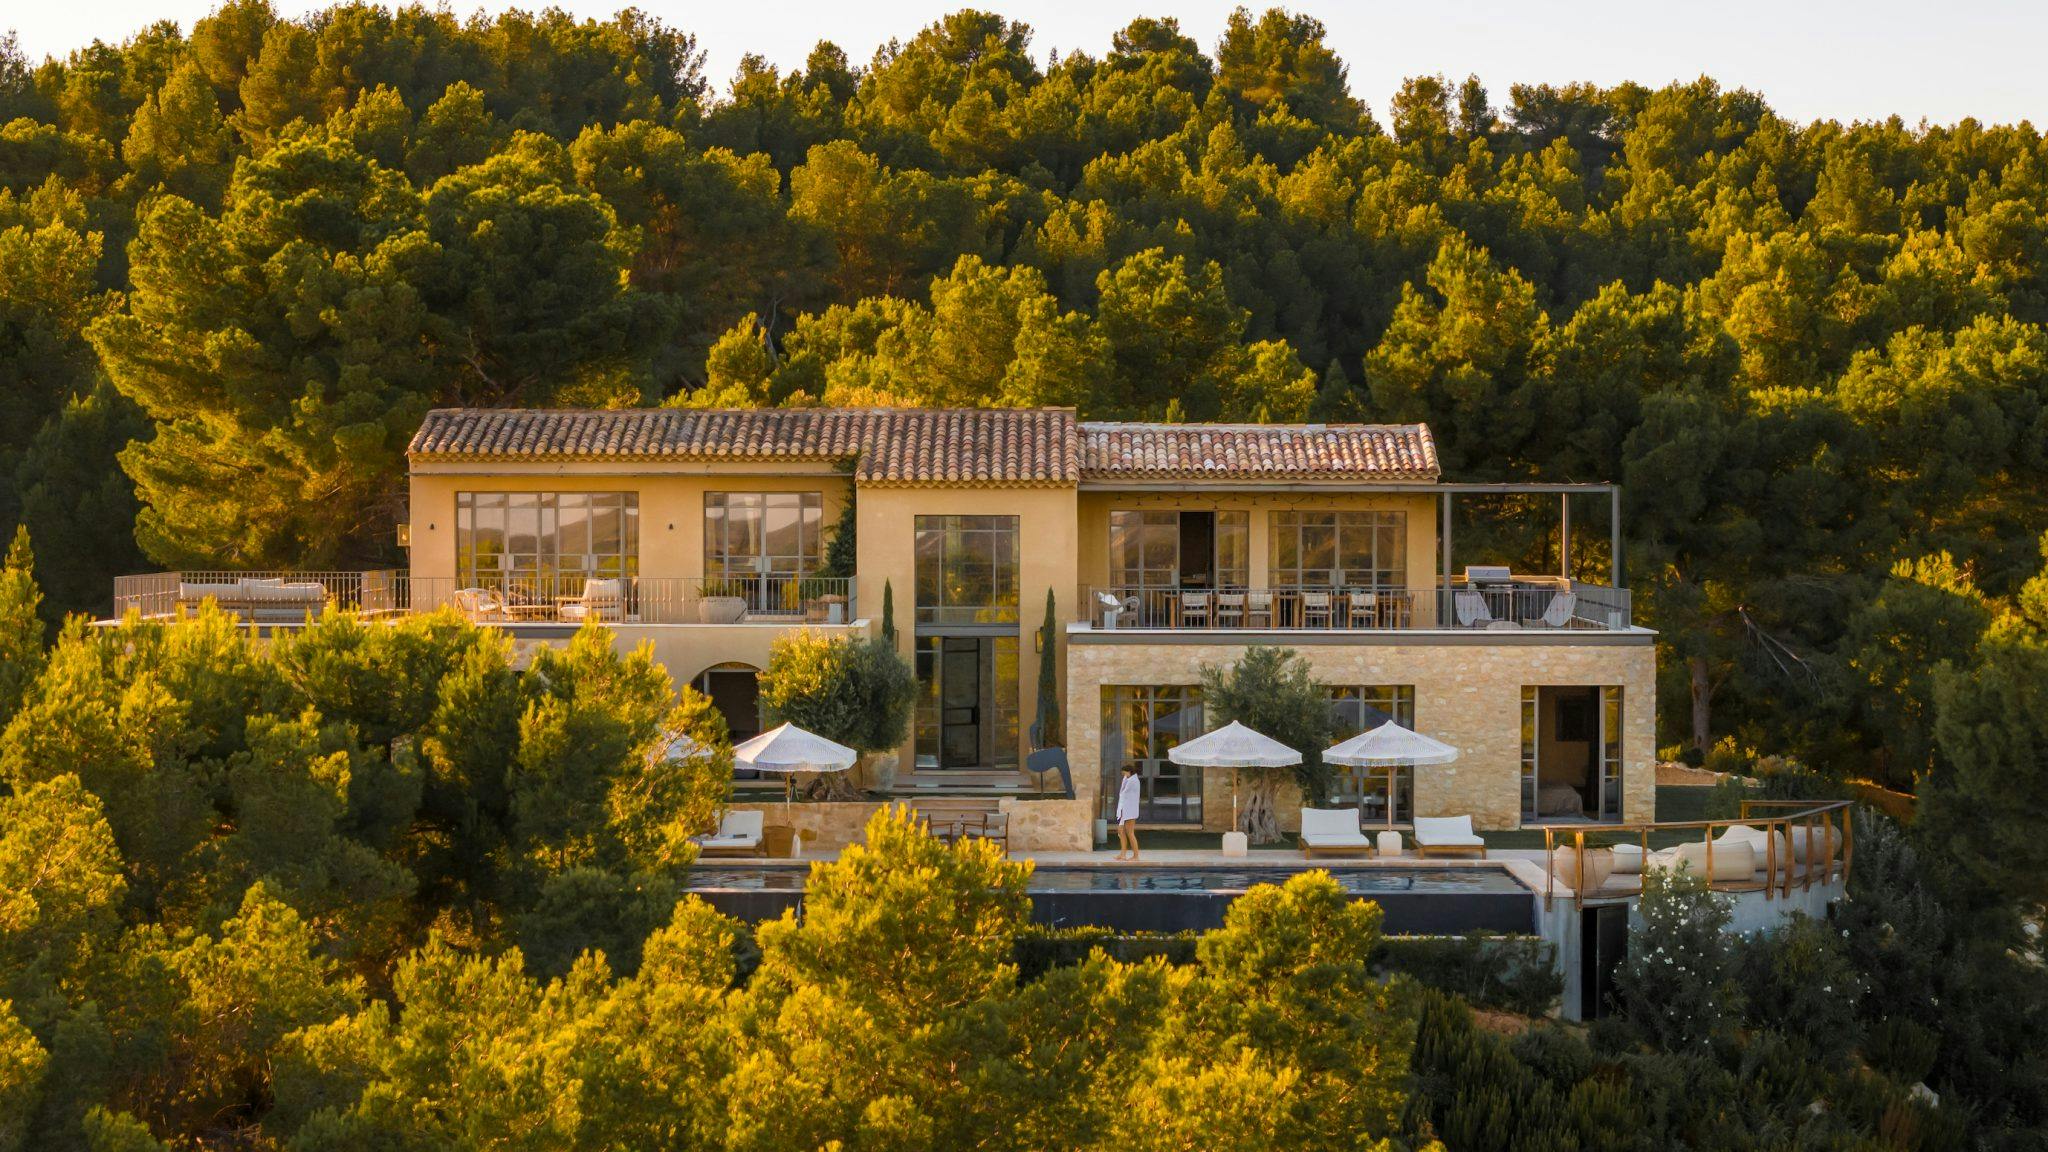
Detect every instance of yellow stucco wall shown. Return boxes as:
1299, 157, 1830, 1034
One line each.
1075, 490, 1442, 599
854, 484, 1080, 775
1065, 636, 1657, 832
406, 464, 853, 588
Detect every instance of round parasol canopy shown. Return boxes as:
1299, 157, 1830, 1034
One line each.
732, 722, 860, 774
1324, 722, 1460, 767
1167, 720, 1302, 768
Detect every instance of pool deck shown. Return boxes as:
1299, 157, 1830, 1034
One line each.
696, 846, 1566, 899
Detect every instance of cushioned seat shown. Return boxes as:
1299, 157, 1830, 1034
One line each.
1299, 808, 1374, 858
1655, 838, 1755, 882
1413, 815, 1486, 858
694, 810, 765, 857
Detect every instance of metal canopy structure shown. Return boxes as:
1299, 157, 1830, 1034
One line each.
1431, 482, 1624, 592
1081, 479, 1624, 590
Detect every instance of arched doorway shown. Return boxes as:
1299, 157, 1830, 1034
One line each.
694, 662, 763, 775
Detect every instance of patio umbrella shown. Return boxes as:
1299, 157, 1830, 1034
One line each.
733, 722, 860, 816
1323, 722, 1459, 828
1168, 720, 1301, 827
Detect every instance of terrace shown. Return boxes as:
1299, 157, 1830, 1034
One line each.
108, 570, 858, 628
1072, 482, 1638, 635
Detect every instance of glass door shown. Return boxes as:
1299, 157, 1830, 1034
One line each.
1101, 686, 1205, 823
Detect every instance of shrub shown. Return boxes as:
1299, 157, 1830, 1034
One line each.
1738, 913, 1863, 1065
1012, 925, 1199, 979
1862, 1017, 1940, 1084
1374, 934, 1561, 1017
1702, 735, 1749, 776
1612, 864, 1740, 1050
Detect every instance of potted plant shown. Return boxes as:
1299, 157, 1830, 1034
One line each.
697, 576, 748, 624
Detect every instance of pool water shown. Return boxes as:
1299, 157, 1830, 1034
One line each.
688, 865, 1528, 896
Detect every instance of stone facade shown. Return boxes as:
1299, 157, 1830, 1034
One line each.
1065, 634, 1657, 833
726, 797, 1091, 854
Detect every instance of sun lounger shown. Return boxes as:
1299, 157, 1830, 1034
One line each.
1412, 815, 1486, 858
1299, 807, 1375, 858
694, 810, 765, 857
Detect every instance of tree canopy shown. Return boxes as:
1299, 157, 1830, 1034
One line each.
2, 3, 2047, 778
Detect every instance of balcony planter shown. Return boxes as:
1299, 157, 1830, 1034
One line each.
697, 596, 747, 624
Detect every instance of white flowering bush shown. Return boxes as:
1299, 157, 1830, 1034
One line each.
1613, 862, 1741, 1050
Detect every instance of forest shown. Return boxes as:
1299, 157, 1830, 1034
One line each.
5, 4, 2048, 788
0, 9, 2046, 1142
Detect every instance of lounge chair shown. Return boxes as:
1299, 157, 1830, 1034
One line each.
1715, 824, 1792, 877
694, 810, 766, 857
1528, 591, 1578, 629
1412, 815, 1487, 858
558, 577, 626, 623
451, 587, 508, 622
1299, 807, 1375, 858
1454, 589, 1492, 628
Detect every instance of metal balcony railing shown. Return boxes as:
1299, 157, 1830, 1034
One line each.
1078, 580, 1632, 631
109, 571, 858, 627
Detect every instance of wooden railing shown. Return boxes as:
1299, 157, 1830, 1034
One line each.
1540, 798, 1855, 911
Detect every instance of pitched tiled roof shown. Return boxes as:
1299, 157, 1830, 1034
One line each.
406, 407, 1080, 486
1077, 422, 1438, 482
408, 408, 1438, 485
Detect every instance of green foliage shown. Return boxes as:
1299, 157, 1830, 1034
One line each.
1375, 934, 1561, 1016
0, 526, 44, 726
757, 626, 917, 754
1200, 645, 1332, 840
1033, 587, 1061, 748
1612, 864, 1740, 1050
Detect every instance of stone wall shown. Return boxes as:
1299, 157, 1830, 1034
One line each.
1067, 635, 1657, 832
728, 800, 884, 852
1000, 797, 1095, 851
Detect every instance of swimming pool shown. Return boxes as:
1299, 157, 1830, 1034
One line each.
686, 865, 1537, 935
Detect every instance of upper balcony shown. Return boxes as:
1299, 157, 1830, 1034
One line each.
1076, 573, 1633, 635
108, 571, 858, 629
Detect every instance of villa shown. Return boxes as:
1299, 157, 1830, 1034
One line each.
113, 405, 1656, 854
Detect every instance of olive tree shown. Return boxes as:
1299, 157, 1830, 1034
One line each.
1199, 647, 1331, 844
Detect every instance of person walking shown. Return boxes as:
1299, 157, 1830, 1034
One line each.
1115, 763, 1142, 861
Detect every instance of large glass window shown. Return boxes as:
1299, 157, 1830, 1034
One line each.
1328, 685, 1417, 823
456, 492, 638, 586
705, 492, 823, 576
915, 515, 1019, 624
1270, 510, 1406, 588
705, 492, 824, 613
1108, 510, 1249, 590
1100, 686, 1205, 824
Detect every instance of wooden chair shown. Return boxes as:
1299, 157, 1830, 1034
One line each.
1215, 590, 1245, 628
1301, 590, 1333, 628
1346, 589, 1377, 628
1245, 589, 1275, 628
959, 812, 1010, 857
1179, 590, 1211, 628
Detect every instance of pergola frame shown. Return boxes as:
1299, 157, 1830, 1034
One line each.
1080, 480, 1625, 589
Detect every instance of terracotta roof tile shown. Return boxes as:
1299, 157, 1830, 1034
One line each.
407, 407, 1081, 486
1077, 421, 1438, 482
408, 408, 1437, 485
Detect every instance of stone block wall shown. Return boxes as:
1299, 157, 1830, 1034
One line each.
1066, 635, 1657, 832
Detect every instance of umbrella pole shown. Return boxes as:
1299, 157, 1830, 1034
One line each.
784, 775, 792, 819
1231, 767, 1239, 832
